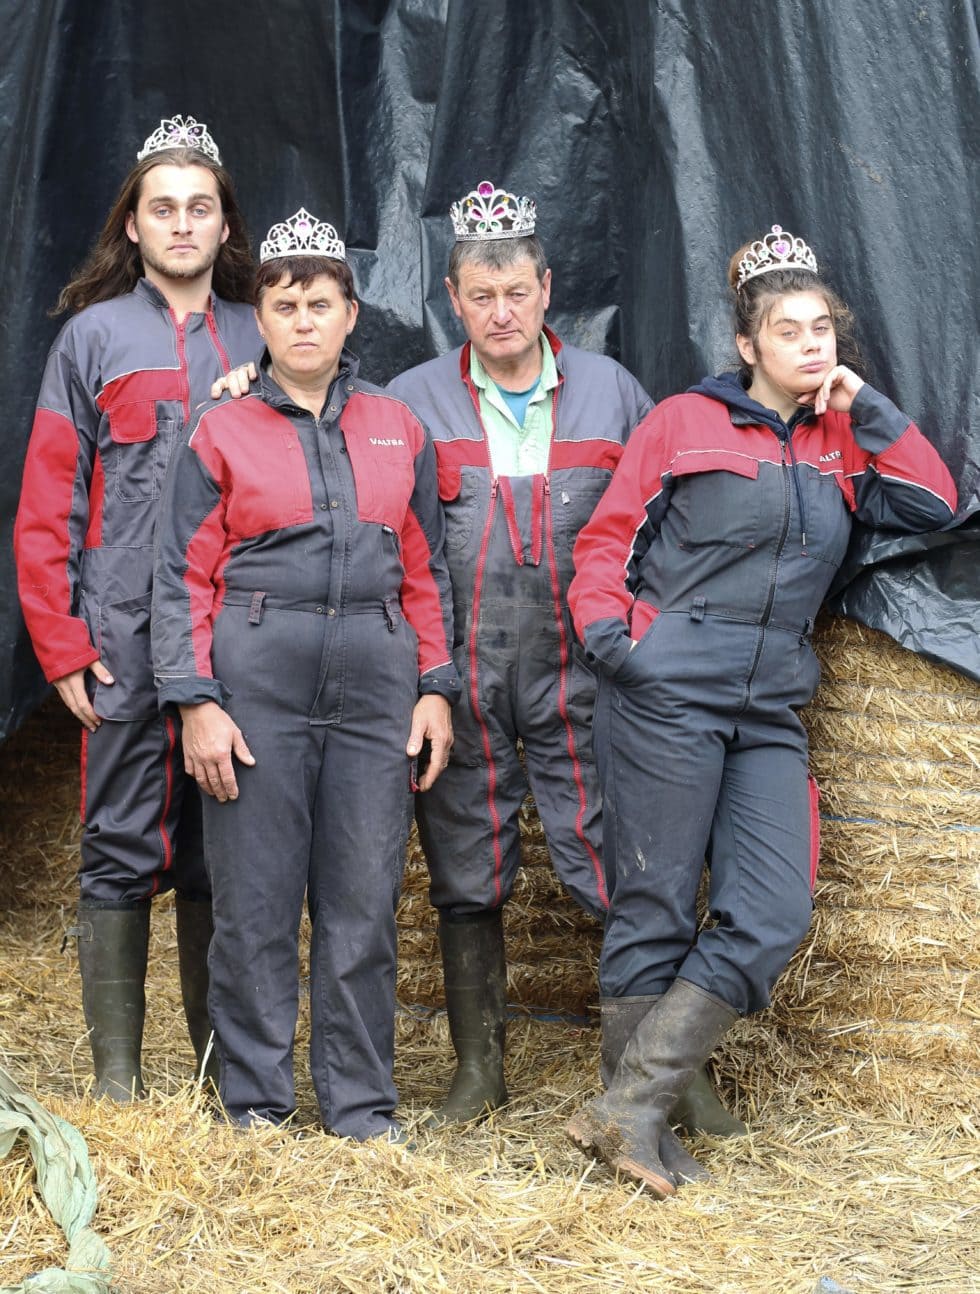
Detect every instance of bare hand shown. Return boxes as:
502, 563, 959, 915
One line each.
209, 362, 257, 401
179, 701, 255, 802
811, 364, 865, 416
53, 659, 115, 732
406, 695, 453, 792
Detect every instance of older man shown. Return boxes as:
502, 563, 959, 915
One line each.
14, 116, 259, 1100
387, 182, 662, 1125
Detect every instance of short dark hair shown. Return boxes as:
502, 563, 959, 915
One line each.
254, 254, 355, 306
447, 234, 548, 287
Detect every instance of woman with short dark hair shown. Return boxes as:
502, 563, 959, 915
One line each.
152, 209, 459, 1142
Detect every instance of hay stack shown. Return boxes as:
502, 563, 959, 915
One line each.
1, 612, 978, 1292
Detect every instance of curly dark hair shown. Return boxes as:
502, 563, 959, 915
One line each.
727, 239, 863, 383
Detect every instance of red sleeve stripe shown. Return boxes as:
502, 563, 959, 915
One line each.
399, 502, 452, 676
860, 425, 958, 513
14, 408, 97, 680
84, 450, 105, 549
182, 502, 230, 678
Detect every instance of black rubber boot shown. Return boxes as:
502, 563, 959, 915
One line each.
600, 995, 746, 1138
567, 979, 739, 1196
175, 896, 220, 1091
74, 903, 151, 1102
425, 909, 509, 1127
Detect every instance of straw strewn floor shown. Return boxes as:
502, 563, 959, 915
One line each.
1, 614, 978, 1293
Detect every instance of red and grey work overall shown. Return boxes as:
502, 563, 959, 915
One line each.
389, 330, 652, 919
15, 279, 259, 905
569, 375, 958, 1016
151, 357, 458, 1138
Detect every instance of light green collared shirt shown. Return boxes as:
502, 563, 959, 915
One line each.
469, 333, 558, 476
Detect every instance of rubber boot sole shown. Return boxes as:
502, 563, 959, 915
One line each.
565, 1107, 675, 1199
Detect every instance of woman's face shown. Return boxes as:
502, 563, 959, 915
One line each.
256, 271, 358, 388
737, 290, 838, 411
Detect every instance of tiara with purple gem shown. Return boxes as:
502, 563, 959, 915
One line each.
259, 208, 347, 264
450, 181, 537, 242
137, 115, 222, 164
736, 225, 818, 288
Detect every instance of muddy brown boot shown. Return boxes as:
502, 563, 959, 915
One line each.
175, 896, 220, 1091
74, 903, 151, 1102
424, 910, 508, 1127
568, 979, 739, 1196
598, 994, 708, 1186
601, 995, 745, 1138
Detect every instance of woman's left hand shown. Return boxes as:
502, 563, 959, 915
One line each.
406, 695, 454, 791
811, 364, 865, 416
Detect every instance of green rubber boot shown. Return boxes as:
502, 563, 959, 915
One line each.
74, 903, 151, 1102
425, 910, 509, 1127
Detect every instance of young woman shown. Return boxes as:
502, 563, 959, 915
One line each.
564, 225, 957, 1195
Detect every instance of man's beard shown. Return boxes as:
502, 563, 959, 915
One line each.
138, 238, 222, 283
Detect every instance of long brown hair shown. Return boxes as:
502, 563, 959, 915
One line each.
727, 241, 863, 383
54, 148, 255, 314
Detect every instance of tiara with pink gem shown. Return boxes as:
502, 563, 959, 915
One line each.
259, 208, 347, 263
736, 225, 818, 288
450, 180, 537, 242
137, 115, 222, 164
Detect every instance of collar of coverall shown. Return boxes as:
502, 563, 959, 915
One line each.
254, 345, 360, 413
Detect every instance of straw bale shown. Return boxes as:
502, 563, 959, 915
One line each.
804, 708, 979, 772
812, 616, 980, 697
810, 679, 980, 726
3, 626, 980, 1291
817, 819, 975, 880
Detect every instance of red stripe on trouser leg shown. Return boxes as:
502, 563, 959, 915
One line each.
469, 487, 506, 904
79, 728, 88, 823
150, 716, 179, 897
542, 487, 608, 909
807, 773, 820, 890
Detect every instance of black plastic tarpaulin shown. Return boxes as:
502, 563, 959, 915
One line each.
2, 0, 977, 739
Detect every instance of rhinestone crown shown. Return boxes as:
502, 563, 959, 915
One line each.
450, 180, 537, 242
736, 224, 818, 288
259, 208, 347, 264
137, 115, 221, 164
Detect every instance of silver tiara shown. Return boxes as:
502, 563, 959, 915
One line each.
137, 115, 221, 164
736, 224, 818, 288
259, 208, 347, 263
450, 180, 536, 242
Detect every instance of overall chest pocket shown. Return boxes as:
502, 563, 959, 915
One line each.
441, 466, 487, 557
803, 469, 853, 567
552, 471, 612, 546
668, 454, 762, 550
343, 431, 415, 530
107, 404, 174, 503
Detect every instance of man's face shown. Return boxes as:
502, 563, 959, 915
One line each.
445, 257, 552, 377
125, 163, 229, 285
255, 272, 358, 389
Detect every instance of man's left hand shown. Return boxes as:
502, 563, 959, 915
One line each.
406, 695, 453, 791
210, 362, 257, 401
